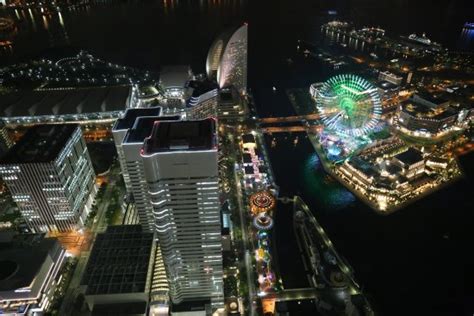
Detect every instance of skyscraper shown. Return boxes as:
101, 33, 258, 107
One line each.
112, 107, 180, 231
0, 124, 96, 232
206, 24, 248, 95
120, 114, 180, 231
112, 107, 162, 195
140, 119, 223, 308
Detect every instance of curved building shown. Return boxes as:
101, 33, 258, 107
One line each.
206, 24, 248, 94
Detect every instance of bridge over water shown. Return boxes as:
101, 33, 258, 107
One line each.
274, 287, 323, 301
258, 113, 321, 124
258, 113, 322, 133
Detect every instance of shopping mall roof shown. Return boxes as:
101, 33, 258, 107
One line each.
376, 80, 399, 91
172, 299, 210, 313
394, 148, 424, 166
0, 234, 57, 292
81, 225, 154, 296
0, 85, 132, 118
159, 65, 191, 89
143, 118, 216, 153
401, 98, 457, 120
414, 93, 450, 107
91, 302, 148, 316
0, 124, 78, 164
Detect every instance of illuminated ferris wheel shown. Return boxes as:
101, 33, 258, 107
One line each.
316, 74, 382, 137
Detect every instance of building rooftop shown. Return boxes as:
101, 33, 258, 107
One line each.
81, 225, 154, 296
242, 153, 252, 164
0, 85, 131, 118
394, 148, 424, 166
401, 98, 457, 120
218, 86, 240, 105
414, 93, 449, 107
244, 166, 254, 175
242, 134, 255, 144
172, 299, 210, 313
377, 80, 399, 91
188, 80, 218, 98
91, 302, 148, 316
143, 118, 216, 154
0, 124, 78, 164
0, 234, 57, 292
348, 157, 379, 178
124, 115, 181, 144
160, 65, 192, 89
113, 107, 161, 131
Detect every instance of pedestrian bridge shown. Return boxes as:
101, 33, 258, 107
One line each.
258, 113, 321, 124
260, 125, 322, 134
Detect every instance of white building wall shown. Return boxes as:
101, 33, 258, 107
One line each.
0, 127, 95, 233
141, 150, 223, 307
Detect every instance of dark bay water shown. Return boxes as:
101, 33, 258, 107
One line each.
265, 133, 473, 316
1, 0, 472, 68
0, 0, 249, 69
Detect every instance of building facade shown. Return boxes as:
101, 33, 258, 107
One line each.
112, 107, 182, 231
396, 94, 470, 137
207, 24, 248, 95
112, 107, 162, 194
121, 115, 180, 231
187, 89, 219, 120
0, 85, 137, 126
81, 225, 168, 315
378, 71, 403, 86
141, 119, 224, 308
0, 233, 66, 315
0, 125, 96, 232
0, 120, 13, 157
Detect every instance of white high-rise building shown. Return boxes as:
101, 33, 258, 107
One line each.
112, 107, 162, 194
140, 119, 223, 308
0, 124, 96, 233
121, 114, 180, 231
112, 107, 181, 231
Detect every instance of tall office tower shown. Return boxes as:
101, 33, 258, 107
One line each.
141, 119, 223, 308
0, 125, 96, 233
112, 107, 162, 194
0, 121, 13, 157
112, 107, 181, 231
121, 115, 180, 231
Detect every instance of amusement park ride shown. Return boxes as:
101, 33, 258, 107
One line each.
314, 74, 383, 161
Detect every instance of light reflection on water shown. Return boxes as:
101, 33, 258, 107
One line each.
301, 152, 355, 211
0, 0, 248, 67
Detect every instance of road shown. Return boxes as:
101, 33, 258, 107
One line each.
232, 145, 257, 316
58, 170, 121, 315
